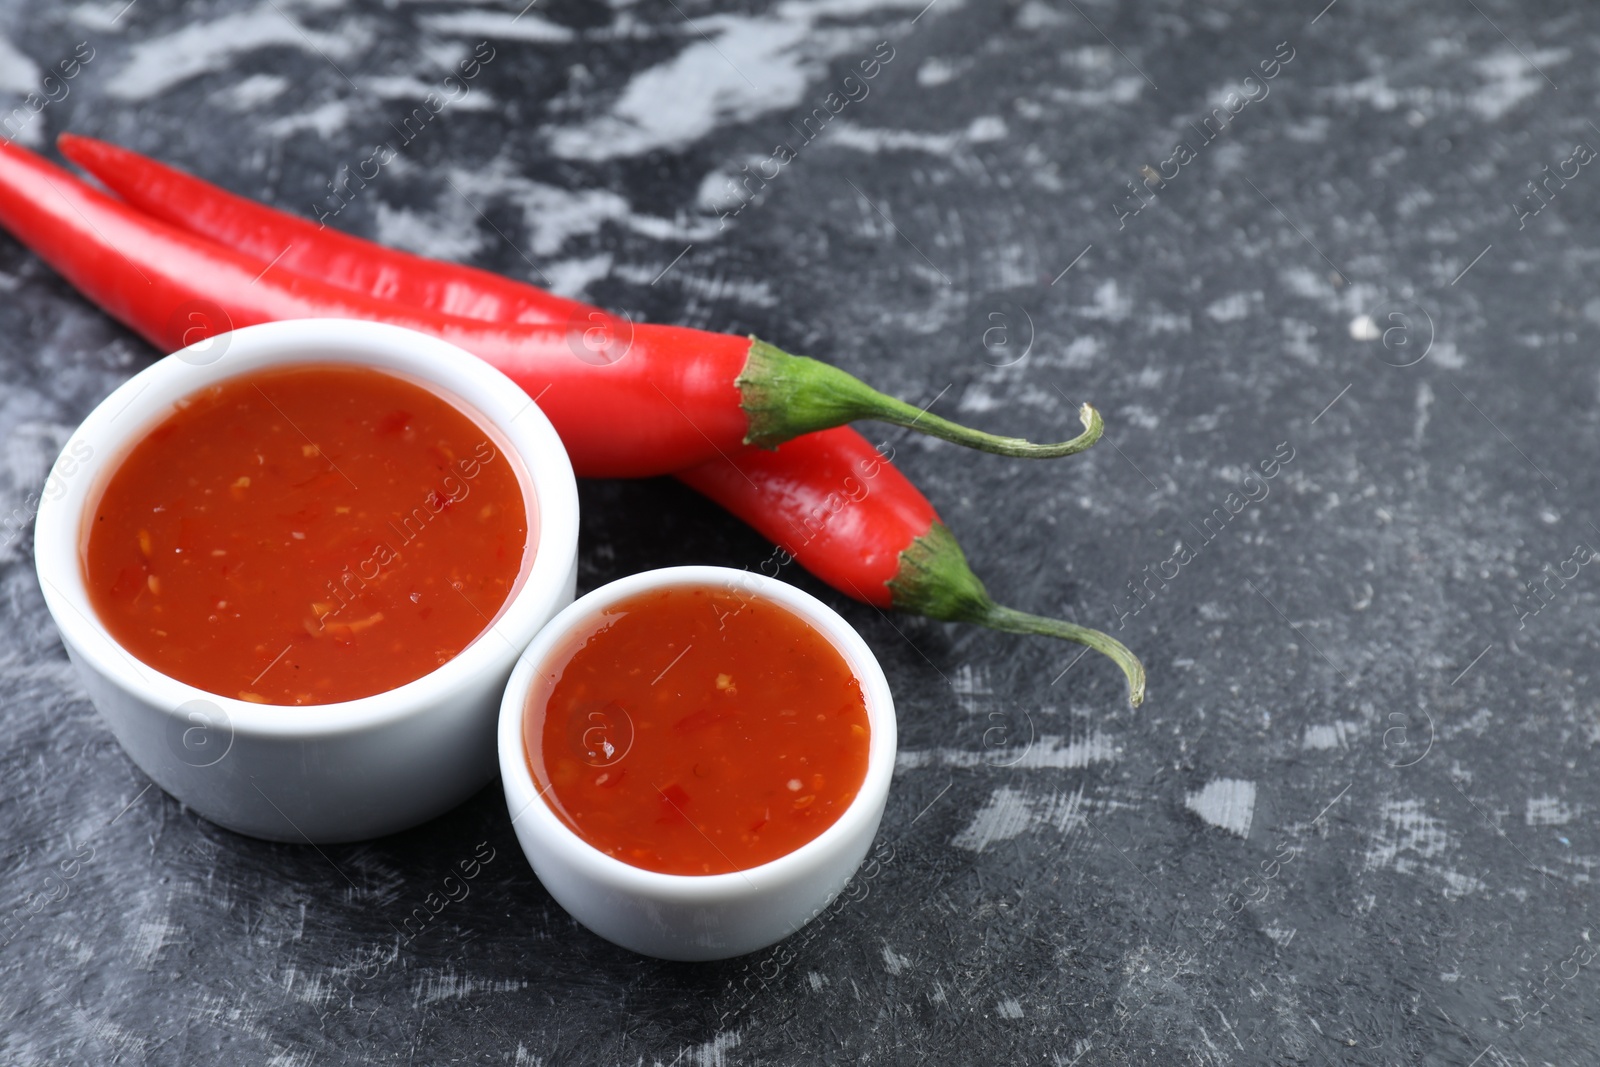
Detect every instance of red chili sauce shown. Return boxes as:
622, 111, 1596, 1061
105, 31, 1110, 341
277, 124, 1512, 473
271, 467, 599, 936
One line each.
83, 364, 529, 705
526, 585, 871, 875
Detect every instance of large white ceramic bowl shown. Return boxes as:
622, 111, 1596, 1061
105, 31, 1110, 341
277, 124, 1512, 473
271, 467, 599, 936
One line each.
34, 319, 579, 843
498, 566, 896, 961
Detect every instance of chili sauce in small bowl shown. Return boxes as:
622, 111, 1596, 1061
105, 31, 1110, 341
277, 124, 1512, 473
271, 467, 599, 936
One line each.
84, 362, 528, 706
35, 319, 579, 842
498, 566, 896, 961
529, 584, 871, 875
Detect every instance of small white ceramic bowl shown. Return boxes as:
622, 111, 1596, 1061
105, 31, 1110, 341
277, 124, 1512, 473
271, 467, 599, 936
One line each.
35, 319, 579, 843
498, 565, 896, 961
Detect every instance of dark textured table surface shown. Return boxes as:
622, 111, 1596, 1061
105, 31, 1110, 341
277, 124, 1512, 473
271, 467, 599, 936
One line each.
3, 0, 1598, 1063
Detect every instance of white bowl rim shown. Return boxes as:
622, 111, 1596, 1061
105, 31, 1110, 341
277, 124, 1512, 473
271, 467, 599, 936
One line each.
498, 565, 897, 901
34, 318, 579, 740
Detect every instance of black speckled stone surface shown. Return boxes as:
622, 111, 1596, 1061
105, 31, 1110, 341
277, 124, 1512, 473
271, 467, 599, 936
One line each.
3, 0, 1599, 1063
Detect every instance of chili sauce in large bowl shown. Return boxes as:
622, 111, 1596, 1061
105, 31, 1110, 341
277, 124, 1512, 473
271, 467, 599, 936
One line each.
82, 363, 529, 705
525, 584, 871, 875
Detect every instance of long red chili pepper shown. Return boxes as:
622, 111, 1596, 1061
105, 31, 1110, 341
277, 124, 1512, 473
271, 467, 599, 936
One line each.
42, 136, 1145, 703
677, 428, 1144, 705
0, 141, 1101, 477
54, 134, 1103, 462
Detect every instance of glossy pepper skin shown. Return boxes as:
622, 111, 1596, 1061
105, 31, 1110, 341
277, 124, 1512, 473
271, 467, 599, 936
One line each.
59, 133, 599, 325
56, 134, 1107, 464
677, 428, 923, 607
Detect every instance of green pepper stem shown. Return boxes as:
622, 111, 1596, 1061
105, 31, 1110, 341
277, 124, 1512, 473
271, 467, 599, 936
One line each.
887, 522, 1146, 707
973, 604, 1146, 708
737, 337, 1104, 458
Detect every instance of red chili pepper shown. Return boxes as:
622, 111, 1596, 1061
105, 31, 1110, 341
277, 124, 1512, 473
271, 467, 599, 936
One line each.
0, 139, 1103, 476
59, 133, 596, 325
55, 133, 1104, 462
677, 427, 1145, 706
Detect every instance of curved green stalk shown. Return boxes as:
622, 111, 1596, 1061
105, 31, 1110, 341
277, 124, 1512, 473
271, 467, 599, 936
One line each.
887, 522, 1146, 707
738, 337, 1104, 459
